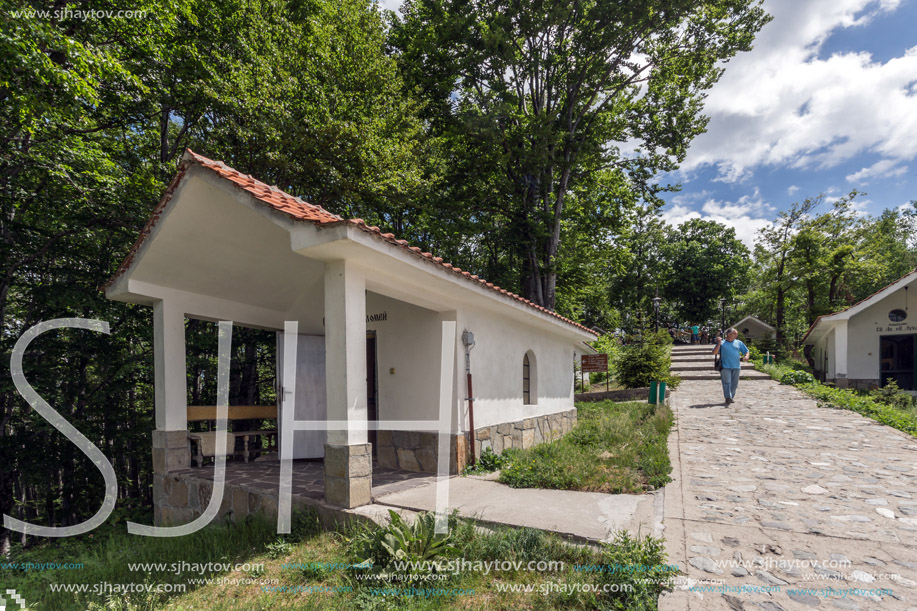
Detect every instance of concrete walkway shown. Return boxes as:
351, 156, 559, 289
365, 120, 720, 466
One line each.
373, 472, 656, 543
661, 346, 917, 610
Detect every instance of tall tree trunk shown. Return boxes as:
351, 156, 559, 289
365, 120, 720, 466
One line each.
241, 337, 258, 405
0, 393, 12, 557
776, 284, 785, 345
806, 281, 816, 325
828, 275, 839, 307
160, 106, 171, 164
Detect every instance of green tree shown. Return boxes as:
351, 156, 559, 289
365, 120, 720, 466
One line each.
607, 205, 669, 334
662, 219, 751, 326
752, 196, 820, 345
392, 0, 771, 310
0, 0, 432, 555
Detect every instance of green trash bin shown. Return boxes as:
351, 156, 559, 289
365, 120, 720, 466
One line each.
658, 381, 667, 404
648, 381, 658, 404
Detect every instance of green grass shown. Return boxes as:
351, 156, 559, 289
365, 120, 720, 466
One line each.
1, 507, 297, 610
498, 401, 674, 493
755, 361, 917, 436
3, 507, 679, 610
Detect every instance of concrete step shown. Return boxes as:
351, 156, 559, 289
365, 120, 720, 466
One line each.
671, 364, 757, 372
673, 373, 772, 380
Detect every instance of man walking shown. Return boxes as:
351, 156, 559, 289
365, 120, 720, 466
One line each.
691, 323, 700, 345
712, 327, 750, 405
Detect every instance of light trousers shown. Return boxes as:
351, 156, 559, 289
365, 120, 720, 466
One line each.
720, 368, 741, 399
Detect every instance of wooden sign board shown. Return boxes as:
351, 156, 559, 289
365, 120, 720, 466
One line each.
581, 354, 608, 373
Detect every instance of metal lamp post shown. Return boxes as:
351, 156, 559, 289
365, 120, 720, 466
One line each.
720, 298, 727, 336
652, 296, 661, 334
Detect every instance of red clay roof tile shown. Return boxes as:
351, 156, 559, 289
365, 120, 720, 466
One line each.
107, 149, 597, 336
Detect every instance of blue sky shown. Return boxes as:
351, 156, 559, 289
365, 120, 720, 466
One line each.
381, 0, 917, 246
658, 0, 917, 245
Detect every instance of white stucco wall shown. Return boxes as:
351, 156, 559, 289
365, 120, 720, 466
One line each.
112, 168, 591, 441
846, 288, 915, 381
364, 292, 447, 423
453, 304, 576, 430
735, 318, 775, 341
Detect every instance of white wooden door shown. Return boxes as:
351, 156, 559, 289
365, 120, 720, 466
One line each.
276, 333, 327, 459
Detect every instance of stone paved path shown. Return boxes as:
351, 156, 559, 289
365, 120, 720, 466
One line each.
660, 346, 917, 611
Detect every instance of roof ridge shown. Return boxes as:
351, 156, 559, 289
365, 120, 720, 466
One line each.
801, 268, 917, 343
107, 149, 596, 337
185, 149, 344, 222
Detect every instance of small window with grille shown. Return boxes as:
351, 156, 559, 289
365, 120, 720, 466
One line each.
523, 351, 537, 405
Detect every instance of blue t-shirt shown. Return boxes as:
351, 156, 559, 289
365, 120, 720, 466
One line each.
715, 340, 748, 369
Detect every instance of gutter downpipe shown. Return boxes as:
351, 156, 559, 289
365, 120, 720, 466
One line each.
462, 330, 476, 467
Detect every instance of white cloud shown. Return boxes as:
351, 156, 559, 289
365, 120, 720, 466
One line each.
683, 0, 917, 181
374, 0, 404, 12
787, 185, 800, 195
845, 159, 908, 183
661, 190, 774, 248
849, 197, 874, 216
712, 161, 753, 184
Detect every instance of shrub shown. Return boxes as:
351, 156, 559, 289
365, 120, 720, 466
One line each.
870, 380, 916, 411
347, 510, 456, 569
462, 447, 507, 475
651, 329, 674, 346
758, 364, 917, 436
612, 336, 671, 389
597, 531, 679, 610
779, 370, 815, 385
755, 337, 788, 361
804, 383, 917, 435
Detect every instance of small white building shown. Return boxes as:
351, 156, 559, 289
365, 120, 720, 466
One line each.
106, 150, 596, 510
802, 269, 917, 391
732, 316, 776, 343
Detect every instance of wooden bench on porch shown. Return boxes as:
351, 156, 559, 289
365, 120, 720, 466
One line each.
187, 405, 278, 467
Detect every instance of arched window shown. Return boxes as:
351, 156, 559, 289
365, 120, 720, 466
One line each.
523, 350, 537, 405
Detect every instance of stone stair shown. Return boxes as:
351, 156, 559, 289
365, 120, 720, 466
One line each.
669, 345, 771, 380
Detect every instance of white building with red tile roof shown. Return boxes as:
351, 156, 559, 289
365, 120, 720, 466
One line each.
802, 269, 917, 391
106, 150, 596, 515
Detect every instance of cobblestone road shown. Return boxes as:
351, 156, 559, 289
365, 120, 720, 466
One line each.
660, 346, 917, 611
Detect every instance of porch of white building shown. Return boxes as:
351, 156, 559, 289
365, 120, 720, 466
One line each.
106, 161, 469, 521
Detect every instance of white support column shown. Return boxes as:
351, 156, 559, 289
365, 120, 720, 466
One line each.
152, 299, 190, 475
323, 260, 368, 445
436, 316, 461, 471
834, 323, 849, 388
323, 260, 370, 508
154, 299, 188, 431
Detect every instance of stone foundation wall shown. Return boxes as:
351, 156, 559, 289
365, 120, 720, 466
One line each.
152, 473, 377, 530
848, 378, 880, 391
152, 473, 278, 526
473, 408, 577, 459
376, 409, 577, 473
574, 388, 668, 403
825, 377, 880, 391
375, 432, 469, 474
